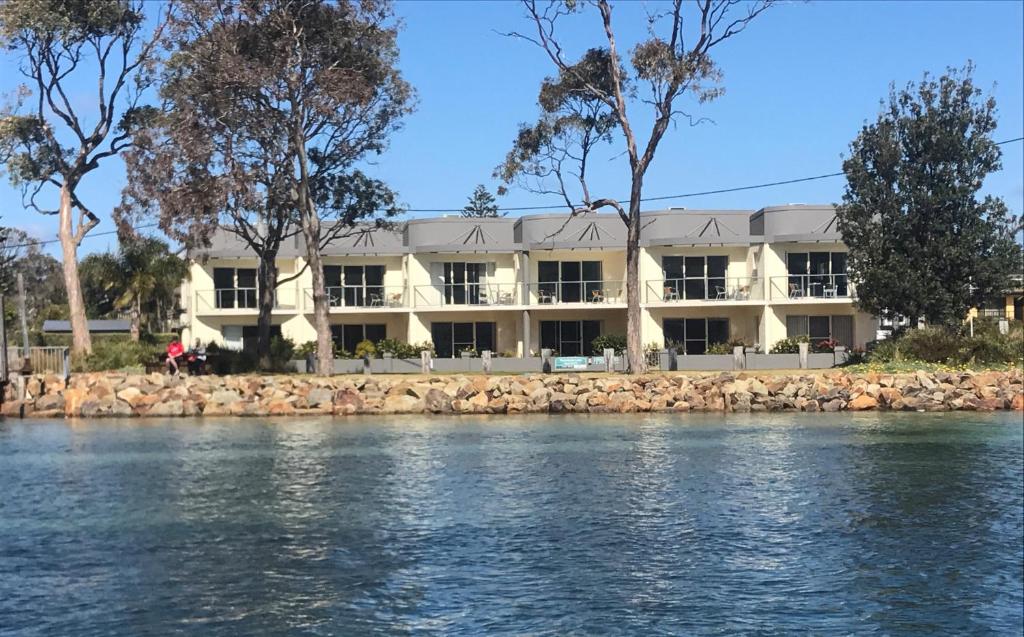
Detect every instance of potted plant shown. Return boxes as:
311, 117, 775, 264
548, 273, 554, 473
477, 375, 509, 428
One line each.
460, 347, 477, 358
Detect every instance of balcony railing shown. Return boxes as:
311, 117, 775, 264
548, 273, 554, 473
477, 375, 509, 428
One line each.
195, 287, 299, 312
645, 277, 762, 303
978, 308, 1006, 318
304, 285, 406, 310
414, 283, 519, 307
528, 280, 624, 305
769, 274, 855, 300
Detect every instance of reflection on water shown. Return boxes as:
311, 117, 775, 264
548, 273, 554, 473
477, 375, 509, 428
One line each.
0, 413, 1021, 635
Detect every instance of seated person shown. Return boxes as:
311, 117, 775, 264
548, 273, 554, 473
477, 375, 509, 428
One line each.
166, 339, 185, 375
187, 339, 207, 375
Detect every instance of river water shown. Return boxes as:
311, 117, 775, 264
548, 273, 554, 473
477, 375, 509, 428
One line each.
1, 413, 1021, 635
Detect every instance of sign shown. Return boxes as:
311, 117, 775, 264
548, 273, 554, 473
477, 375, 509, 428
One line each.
553, 356, 589, 370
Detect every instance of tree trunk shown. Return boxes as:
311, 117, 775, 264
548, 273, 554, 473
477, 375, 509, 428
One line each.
302, 224, 332, 376
58, 184, 92, 355
256, 251, 279, 371
129, 297, 141, 342
625, 179, 647, 374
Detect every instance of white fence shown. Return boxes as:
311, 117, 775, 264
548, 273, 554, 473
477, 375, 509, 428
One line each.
5, 346, 69, 375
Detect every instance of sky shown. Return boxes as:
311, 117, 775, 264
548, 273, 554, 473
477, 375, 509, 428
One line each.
1, 0, 1022, 257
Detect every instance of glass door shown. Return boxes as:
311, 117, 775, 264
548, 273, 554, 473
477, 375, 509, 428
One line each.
684, 257, 705, 299
707, 256, 728, 299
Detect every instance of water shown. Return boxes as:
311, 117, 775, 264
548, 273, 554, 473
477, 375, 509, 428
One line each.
0, 413, 1021, 636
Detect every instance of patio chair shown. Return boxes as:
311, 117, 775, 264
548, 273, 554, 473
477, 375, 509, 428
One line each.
591, 289, 605, 303
714, 286, 727, 300
538, 289, 556, 304
369, 292, 383, 307
789, 283, 804, 299
388, 292, 403, 307
663, 286, 680, 301
823, 283, 838, 298
736, 285, 750, 301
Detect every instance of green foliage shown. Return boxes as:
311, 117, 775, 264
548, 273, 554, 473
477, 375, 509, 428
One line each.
354, 339, 376, 359
73, 339, 162, 372
867, 323, 1023, 366
375, 338, 432, 359
462, 184, 501, 218
591, 334, 627, 354
837, 64, 1023, 325
705, 342, 733, 355
770, 335, 809, 354
295, 341, 317, 358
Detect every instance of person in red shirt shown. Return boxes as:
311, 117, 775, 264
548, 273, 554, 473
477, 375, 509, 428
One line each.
166, 339, 185, 375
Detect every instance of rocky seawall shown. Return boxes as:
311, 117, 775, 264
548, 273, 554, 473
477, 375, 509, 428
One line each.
1, 369, 1022, 418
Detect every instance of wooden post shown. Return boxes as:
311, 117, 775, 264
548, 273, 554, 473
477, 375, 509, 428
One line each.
798, 342, 809, 369
420, 350, 431, 374
17, 273, 30, 368
603, 348, 614, 373
733, 346, 745, 371
481, 350, 492, 374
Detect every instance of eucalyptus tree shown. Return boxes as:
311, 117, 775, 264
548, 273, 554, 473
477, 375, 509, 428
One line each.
837, 65, 1023, 326
0, 0, 172, 355
498, 0, 771, 372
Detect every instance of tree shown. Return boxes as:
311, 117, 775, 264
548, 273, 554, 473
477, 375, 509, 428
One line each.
836, 65, 1023, 326
498, 0, 771, 373
0, 0, 171, 356
119, 0, 300, 369
0, 226, 67, 340
462, 184, 501, 218
79, 237, 187, 340
269, 0, 413, 375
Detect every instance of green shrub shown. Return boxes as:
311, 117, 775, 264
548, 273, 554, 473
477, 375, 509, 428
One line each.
295, 341, 317, 358
375, 338, 433, 358
893, 326, 961, 363
705, 342, 733, 355
867, 323, 1023, 366
591, 334, 627, 354
73, 340, 163, 372
354, 339, 376, 359
770, 335, 808, 354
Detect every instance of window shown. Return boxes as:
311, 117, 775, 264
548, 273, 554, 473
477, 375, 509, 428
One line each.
213, 267, 258, 308
323, 265, 385, 307
431, 322, 496, 357
661, 256, 728, 300
786, 251, 849, 297
330, 324, 387, 354
663, 318, 730, 354
786, 315, 854, 346
538, 260, 602, 303
433, 262, 495, 305
221, 325, 281, 351
539, 320, 601, 356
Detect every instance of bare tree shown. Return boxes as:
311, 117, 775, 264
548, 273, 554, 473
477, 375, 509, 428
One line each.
498, 0, 771, 372
0, 0, 172, 355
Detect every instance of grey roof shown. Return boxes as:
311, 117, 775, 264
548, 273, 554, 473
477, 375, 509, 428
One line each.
190, 228, 304, 259
321, 224, 406, 256
752, 204, 842, 242
640, 208, 758, 246
406, 217, 519, 253
43, 319, 131, 333
516, 212, 625, 250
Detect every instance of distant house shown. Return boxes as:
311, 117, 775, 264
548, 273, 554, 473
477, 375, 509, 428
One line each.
42, 319, 132, 334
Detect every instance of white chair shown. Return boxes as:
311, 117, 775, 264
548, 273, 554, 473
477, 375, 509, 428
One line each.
714, 286, 727, 300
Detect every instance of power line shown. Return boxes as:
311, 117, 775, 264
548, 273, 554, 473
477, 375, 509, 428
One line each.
3, 135, 1022, 249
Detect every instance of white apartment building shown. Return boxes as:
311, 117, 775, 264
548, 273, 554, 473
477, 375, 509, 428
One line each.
180, 205, 878, 357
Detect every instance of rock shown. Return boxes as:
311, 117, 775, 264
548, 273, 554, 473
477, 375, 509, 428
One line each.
916, 370, 936, 390
209, 390, 242, 405
382, 394, 423, 414
423, 388, 451, 413
35, 393, 65, 411
848, 395, 878, 411
822, 398, 843, 412
1012, 394, 1024, 411
145, 400, 184, 417
307, 387, 334, 407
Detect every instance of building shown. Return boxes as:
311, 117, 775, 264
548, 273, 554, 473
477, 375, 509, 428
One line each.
179, 205, 878, 357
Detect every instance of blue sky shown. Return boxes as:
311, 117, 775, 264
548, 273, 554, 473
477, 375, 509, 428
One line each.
2, 0, 1022, 256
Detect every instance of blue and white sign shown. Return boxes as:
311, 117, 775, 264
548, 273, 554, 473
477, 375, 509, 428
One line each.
553, 356, 589, 370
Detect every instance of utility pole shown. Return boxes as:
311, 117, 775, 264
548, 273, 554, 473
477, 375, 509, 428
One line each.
0, 294, 8, 404
17, 273, 30, 371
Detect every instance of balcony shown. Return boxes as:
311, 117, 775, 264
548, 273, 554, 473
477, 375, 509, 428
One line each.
194, 287, 299, 314
304, 285, 407, 312
414, 283, 519, 308
769, 274, 856, 301
645, 277, 763, 303
528, 280, 624, 305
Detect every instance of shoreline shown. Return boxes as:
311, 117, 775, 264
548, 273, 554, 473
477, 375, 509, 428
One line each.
2, 369, 1021, 418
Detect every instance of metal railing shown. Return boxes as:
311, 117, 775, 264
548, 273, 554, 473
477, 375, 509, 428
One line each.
770, 274, 855, 300
5, 346, 69, 375
194, 287, 299, 312
645, 277, 762, 302
978, 308, 1006, 318
414, 283, 519, 307
528, 280, 624, 305
304, 285, 406, 310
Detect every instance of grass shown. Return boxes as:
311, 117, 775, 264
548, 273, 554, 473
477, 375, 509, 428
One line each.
840, 360, 1022, 375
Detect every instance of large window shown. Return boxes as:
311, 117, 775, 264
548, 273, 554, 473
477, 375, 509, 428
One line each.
431, 322, 496, 357
324, 265, 385, 307
662, 256, 728, 300
330, 324, 387, 354
432, 262, 496, 305
540, 320, 601, 356
786, 315, 853, 347
538, 260, 603, 303
213, 267, 258, 309
786, 251, 848, 297
663, 318, 729, 354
